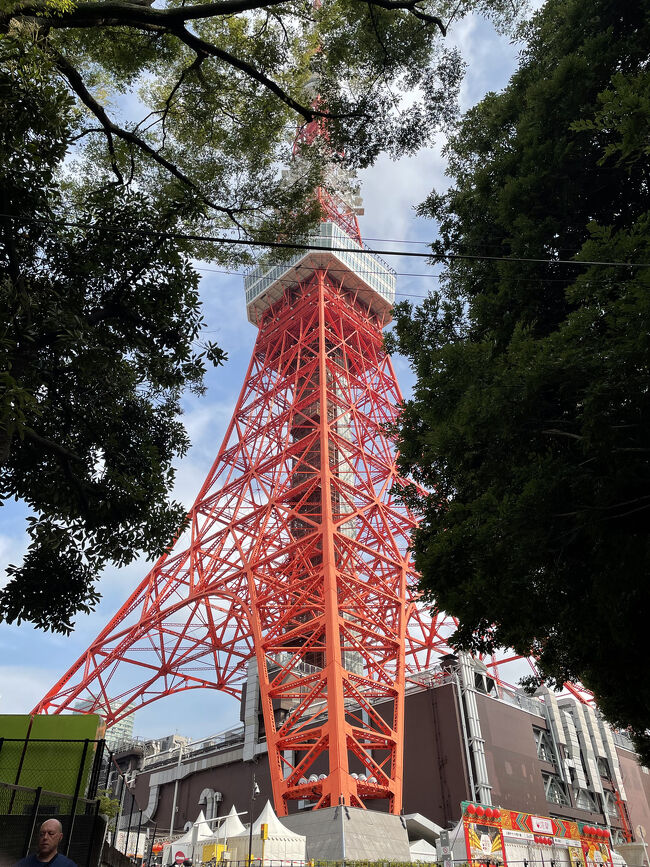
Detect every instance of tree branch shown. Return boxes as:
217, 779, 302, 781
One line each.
358, 0, 446, 33
23, 428, 95, 517
10, 3, 368, 125
51, 51, 247, 225
23, 428, 85, 463
365, 1, 389, 59
158, 54, 206, 151
542, 428, 584, 441
6, 0, 446, 32
169, 23, 315, 120
3, 0, 293, 29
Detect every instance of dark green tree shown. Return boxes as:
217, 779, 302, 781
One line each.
387, 0, 650, 761
0, 46, 229, 632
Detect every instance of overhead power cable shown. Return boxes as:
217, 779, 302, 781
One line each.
196, 263, 649, 286
194, 266, 650, 305
3, 213, 650, 270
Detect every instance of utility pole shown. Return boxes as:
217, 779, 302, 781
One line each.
169, 744, 184, 841
247, 772, 260, 866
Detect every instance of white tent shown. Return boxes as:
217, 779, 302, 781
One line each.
214, 805, 247, 845
409, 838, 439, 863
162, 810, 216, 866
227, 800, 306, 865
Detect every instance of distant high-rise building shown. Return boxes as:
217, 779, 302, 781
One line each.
74, 698, 135, 750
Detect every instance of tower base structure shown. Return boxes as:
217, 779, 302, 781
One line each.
282, 805, 411, 862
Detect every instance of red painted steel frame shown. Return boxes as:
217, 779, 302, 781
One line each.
34, 265, 423, 812
33, 247, 592, 814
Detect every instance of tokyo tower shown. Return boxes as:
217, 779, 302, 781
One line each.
33, 143, 532, 815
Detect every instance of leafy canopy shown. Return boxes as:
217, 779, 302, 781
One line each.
1, 0, 523, 224
0, 44, 227, 632
387, 0, 650, 761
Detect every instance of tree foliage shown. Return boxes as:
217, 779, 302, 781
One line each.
387, 0, 650, 760
0, 45, 227, 632
1, 0, 522, 222
0, 0, 523, 632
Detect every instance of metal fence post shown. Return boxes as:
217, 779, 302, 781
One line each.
145, 822, 158, 867
124, 784, 135, 859
111, 773, 126, 847
85, 797, 101, 867
65, 738, 90, 855
134, 809, 143, 864
10, 722, 34, 814
105, 747, 115, 791
23, 786, 43, 857
88, 740, 106, 799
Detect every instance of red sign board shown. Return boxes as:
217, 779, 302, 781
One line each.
175, 852, 186, 864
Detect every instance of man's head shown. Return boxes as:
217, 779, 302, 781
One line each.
37, 819, 63, 861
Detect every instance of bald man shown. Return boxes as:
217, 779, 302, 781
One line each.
15, 818, 77, 867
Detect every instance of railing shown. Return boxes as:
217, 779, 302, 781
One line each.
143, 727, 247, 770
0, 779, 100, 817
499, 691, 545, 718
611, 730, 634, 750
244, 222, 396, 308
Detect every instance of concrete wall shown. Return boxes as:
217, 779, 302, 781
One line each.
475, 693, 549, 814
476, 694, 630, 833
134, 684, 471, 832
134, 753, 274, 834
128, 686, 650, 843
282, 806, 411, 861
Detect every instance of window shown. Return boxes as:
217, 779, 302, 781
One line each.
534, 729, 555, 764
597, 758, 611, 779
575, 789, 598, 811
474, 672, 497, 695
543, 773, 570, 806
603, 791, 619, 817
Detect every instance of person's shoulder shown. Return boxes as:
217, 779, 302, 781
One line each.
54, 856, 78, 867
14, 856, 37, 867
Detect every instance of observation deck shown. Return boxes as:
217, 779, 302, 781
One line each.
244, 220, 396, 325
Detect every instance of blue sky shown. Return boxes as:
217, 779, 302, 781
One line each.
0, 11, 530, 740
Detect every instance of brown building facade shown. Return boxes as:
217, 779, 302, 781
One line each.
114, 656, 648, 856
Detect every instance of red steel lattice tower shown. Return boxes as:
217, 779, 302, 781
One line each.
33, 175, 537, 813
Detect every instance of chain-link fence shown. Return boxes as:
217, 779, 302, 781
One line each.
0, 780, 106, 866
0, 738, 108, 802
0, 736, 110, 867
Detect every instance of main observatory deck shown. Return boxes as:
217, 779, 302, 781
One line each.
244, 221, 396, 324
